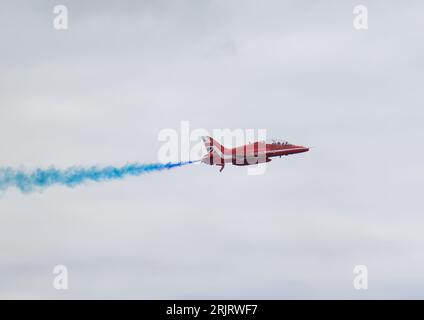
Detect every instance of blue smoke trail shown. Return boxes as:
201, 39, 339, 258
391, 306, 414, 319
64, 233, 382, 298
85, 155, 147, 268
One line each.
0, 161, 197, 193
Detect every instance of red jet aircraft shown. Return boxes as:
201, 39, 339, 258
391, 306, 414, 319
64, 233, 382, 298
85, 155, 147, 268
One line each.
201, 136, 309, 172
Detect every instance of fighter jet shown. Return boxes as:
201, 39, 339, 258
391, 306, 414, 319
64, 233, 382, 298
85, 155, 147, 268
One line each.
201, 136, 309, 172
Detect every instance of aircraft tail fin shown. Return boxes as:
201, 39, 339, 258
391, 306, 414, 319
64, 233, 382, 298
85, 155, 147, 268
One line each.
201, 136, 229, 171
201, 136, 230, 154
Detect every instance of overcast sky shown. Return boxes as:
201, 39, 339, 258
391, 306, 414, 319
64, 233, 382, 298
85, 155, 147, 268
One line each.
1, 0, 424, 299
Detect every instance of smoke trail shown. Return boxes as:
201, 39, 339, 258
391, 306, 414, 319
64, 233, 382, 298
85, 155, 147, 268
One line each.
0, 161, 196, 193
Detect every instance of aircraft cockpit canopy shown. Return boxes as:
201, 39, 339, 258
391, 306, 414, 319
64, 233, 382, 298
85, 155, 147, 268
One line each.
264, 139, 290, 146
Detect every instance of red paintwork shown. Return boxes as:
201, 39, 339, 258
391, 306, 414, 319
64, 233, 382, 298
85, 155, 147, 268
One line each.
201, 136, 309, 171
